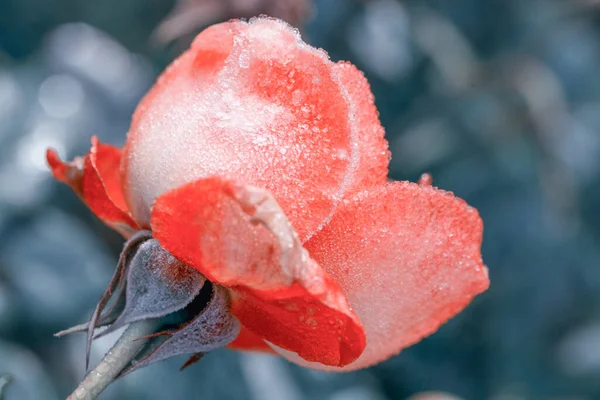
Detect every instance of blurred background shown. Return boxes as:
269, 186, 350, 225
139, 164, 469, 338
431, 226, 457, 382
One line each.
1, 0, 600, 398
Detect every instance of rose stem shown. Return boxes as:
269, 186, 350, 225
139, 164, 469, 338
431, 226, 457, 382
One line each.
67, 319, 158, 400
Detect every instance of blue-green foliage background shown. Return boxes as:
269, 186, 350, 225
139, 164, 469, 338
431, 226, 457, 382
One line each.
1, 0, 600, 398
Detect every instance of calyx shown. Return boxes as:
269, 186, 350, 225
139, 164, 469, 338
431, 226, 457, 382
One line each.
56, 230, 240, 375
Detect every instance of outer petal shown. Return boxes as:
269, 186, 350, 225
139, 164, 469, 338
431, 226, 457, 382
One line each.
47, 137, 139, 237
123, 17, 361, 241
333, 62, 390, 191
228, 327, 274, 353
274, 181, 489, 370
150, 177, 366, 367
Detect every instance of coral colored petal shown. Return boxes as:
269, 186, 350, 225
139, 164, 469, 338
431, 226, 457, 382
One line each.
333, 62, 390, 191
47, 138, 139, 237
47, 148, 85, 191
127, 22, 238, 144
230, 281, 364, 366
190, 21, 237, 74
123, 17, 359, 241
228, 327, 274, 353
150, 177, 366, 366
274, 181, 489, 371
87, 137, 130, 213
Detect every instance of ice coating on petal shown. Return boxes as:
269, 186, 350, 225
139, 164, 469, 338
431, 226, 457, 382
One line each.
150, 177, 366, 366
46, 137, 139, 237
190, 21, 236, 74
333, 62, 390, 191
123, 17, 360, 240
272, 182, 489, 370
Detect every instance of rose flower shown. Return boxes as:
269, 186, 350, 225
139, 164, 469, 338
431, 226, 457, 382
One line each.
47, 17, 489, 388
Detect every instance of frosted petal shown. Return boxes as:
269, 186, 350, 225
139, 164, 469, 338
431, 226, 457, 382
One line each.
123, 17, 360, 240
150, 177, 366, 366
333, 62, 390, 191
273, 182, 489, 370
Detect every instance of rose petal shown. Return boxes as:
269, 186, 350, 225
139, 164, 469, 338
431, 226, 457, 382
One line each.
333, 62, 390, 191
123, 17, 360, 241
273, 181, 489, 370
228, 327, 273, 353
47, 137, 139, 237
150, 177, 366, 366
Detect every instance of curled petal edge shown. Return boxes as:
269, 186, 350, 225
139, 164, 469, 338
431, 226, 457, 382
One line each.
46, 137, 139, 237
150, 177, 366, 367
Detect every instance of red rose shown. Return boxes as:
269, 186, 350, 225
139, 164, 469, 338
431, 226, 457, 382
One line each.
48, 17, 488, 371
